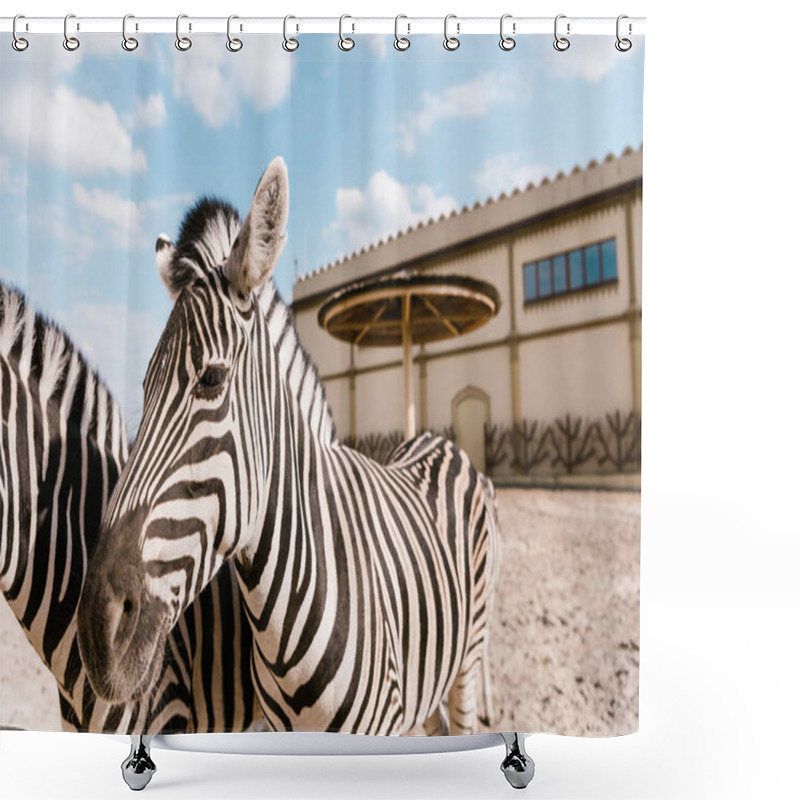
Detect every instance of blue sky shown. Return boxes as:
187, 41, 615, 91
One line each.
0, 33, 644, 431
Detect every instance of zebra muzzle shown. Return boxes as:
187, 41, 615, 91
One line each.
78, 508, 167, 703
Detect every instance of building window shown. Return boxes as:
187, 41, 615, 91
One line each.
601, 239, 617, 281
568, 249, 584, 289
538, 258, 552, 297
553, 254, 567, 293
523, 261, 538, 300
585, 244, 601, 286
523, 238, 618, 304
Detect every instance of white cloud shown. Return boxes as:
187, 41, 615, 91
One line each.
29, 202, 98, 270
0, 155, 28, 195
73, 184, 142, 233
53, 302, 168, 434
85, 34, 131, 59
366, 35, 388, 58
549, 37, 621, 83
72, 183, 193, 250
171, 38, 293, 128
326, 170, 458, 255
0, 84, 147, 175
24, 34, 84, 74
398, 68, 531, 156
471, 152, 550, 197
124, 92, 168, 131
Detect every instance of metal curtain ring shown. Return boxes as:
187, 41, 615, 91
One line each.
12, 14, 29, 51
553, 14, 570, 51
444, 14, 460, 51
615, 14, 632, 52
499, 14, 515, 51
175, 14, 192, 51
63, 14, 80, 51
283, 15, 299, 51
227, 15, 243, 52
339, 15, 354, 51
122, 14, 139, 51
394, 15, 410, 51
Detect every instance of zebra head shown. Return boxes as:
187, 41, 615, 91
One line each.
77, 158, 289, 703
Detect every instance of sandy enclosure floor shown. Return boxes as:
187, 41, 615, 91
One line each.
480, 488, 640, 736
1, 488, 639, 735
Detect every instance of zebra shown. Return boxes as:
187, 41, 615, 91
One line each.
0, 281, 257, 735
77, 157, 501, 738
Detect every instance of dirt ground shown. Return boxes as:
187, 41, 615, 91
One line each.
1, 488, 639, 735
0, 599, 62, 730
481, 488, 640, 736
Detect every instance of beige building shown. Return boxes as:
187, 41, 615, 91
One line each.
292, 146, 643, 487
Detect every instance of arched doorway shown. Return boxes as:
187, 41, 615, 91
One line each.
452, 386, 490, 473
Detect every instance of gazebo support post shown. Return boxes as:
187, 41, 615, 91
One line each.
402, 293, 416, 439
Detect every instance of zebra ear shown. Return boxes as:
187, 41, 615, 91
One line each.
155, 234, 180, 302
225, 157, 288, 301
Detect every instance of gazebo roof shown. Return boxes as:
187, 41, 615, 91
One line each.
318, 272, 500, 347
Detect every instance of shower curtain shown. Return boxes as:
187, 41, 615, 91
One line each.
0, 26, 644, 740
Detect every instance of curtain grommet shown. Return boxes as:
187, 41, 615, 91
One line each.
63, 13, 80, 51
553, 14, 570, 51
283, 15, 299, 52
339, 15, 355, 51
394, 14, 410, 51
12, 14, 29, 51
615, 15, 632, 52
500, 14, 516, 51
226, 15, 243, 52
175, 14, 192, 51
444, 14, 460, 51
122, 14, 139, 52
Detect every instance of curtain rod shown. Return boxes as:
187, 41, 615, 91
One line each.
0, 16, 646, 37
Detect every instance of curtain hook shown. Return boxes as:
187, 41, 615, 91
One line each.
500, 14, 516, 51
283, 15, 299, 51
227, 15, 243, 52
394, 14, 410, 51
175, 14, 192, 51
615, 15, 632, 52
339, 14, 355, 51
444, 14, 460, 51
553, 14, 570, 51
122, 14, 139, 52
63, 13, 80, 51
12, 14, 29, 52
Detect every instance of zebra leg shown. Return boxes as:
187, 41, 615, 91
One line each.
499, 733, 535, 790
121, 735, 157, 791
479, 651, 495, 727
422, 703, 449, 736
447, 666, 478, 735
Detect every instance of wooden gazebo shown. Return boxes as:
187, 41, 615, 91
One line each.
318, 272, 500, 438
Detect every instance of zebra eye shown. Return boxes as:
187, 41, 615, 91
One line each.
195, 364, 228, 397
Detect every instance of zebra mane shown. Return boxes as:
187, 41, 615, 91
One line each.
168, 198, 338, 445
0, 281, 129, 464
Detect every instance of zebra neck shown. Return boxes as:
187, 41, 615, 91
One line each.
236, 337, 347, 701
1, 317, 126, 701
0, 362, 72, 688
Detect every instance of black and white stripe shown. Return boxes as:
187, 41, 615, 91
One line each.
0, 282, 257, 733
78, 158, 500, 735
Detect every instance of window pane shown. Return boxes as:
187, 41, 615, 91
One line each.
601, 239, 617, 281
553, 255, 567, 293
569, 249, 583, 289
585, 245, 600, 286
537, 259, 552, 297
523, 263, 537, 301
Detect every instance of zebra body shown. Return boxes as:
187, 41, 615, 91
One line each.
0, 282, 256, 733
248, 432, 499, 734
77, 159, 500, 735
